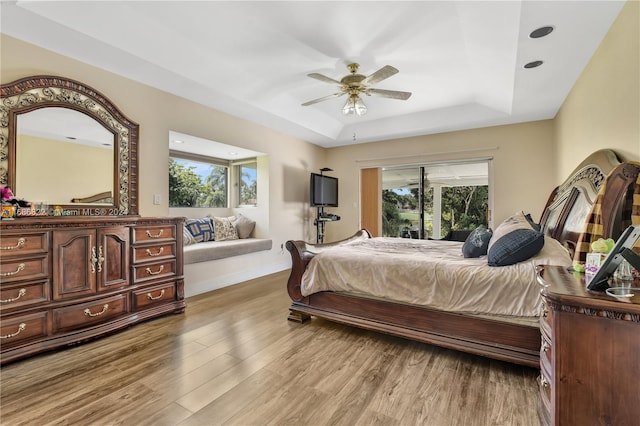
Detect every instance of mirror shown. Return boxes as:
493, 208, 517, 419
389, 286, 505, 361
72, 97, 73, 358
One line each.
0, 75, 139, 215
17, 108, 114, 206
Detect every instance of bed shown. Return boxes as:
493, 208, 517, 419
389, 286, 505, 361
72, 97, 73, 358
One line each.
285, 150, 640, 367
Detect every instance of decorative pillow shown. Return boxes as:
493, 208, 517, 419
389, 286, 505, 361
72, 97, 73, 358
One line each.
183, 225, 197, 246
488, 211, 536, 252
487, 229, 545, 266
185, 218, 215, 243
462, 226, 493, 258
213, 216, 239, 241
234, 213, 256, 239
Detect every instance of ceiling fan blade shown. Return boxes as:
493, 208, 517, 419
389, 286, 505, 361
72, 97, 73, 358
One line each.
367, 88, 412, 100
302, 92, 345, 106
361, 65, 399, 85
307, 73, 342, 85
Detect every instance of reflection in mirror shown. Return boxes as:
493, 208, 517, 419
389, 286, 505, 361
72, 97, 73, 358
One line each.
17, 107, 114, 205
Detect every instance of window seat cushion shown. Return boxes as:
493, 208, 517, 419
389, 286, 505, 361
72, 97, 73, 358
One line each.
183, 238, 272, 264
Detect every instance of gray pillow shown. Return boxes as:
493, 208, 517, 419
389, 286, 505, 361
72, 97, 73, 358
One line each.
234, 213, 256, 239
462, 226, 492, 258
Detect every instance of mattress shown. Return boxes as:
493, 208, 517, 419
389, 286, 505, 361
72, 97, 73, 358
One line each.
301, 236, 572, 317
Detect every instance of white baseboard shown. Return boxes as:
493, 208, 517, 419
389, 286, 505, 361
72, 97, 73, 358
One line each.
184, 258, 290, 298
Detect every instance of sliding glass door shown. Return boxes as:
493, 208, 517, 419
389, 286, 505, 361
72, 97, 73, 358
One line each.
381, 160, 490, 239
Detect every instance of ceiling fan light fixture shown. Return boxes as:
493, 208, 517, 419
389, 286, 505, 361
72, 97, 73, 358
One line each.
343, 94, 367, 116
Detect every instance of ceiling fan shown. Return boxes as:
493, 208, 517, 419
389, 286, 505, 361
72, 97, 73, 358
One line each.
302, 63, 412, 116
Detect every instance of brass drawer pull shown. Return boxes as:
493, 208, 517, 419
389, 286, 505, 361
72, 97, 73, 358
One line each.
146, 289, 166, 300
97, 246, 104, 273
145, 265, 165, 276
0, 237, 25, 251
0, 263, 25, 277
1, 288, 27, 303
1, 323, 26, 339
145, 229, 164, 239
91, 247, 97, 273
84, 304, 109, 317
145, 247, 164, 257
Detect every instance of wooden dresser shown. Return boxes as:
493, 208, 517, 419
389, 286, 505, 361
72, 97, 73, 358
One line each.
0, 216, 185, 364
537, 265, 640, 426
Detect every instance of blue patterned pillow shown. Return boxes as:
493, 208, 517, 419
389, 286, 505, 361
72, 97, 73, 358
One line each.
462, 226, 493, 258
185, 218, 214, 242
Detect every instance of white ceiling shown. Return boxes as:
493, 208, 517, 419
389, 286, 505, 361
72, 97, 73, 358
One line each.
0, 1, 626, 148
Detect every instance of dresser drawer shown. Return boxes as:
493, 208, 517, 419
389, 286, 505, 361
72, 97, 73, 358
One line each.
132, 225, 176, 244
132, 260, 176, 283
132, 282, 176, 310
0, 256, 48, 284
0, 232, 49, 256
53, 293, 129, 333
0, 311, 49, 348
0, 280, 49, 311
132, 242, 176, 264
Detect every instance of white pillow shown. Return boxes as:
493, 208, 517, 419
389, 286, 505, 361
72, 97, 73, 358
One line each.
213, 216, 238, 241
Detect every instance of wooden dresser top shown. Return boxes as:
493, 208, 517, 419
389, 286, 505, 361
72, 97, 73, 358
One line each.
539, 265, 640, 316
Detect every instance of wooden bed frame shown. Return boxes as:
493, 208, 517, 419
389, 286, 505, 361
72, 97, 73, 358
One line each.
286, 150, 640, 367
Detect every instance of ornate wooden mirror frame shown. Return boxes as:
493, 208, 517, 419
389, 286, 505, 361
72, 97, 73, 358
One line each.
0, 75, 139, 215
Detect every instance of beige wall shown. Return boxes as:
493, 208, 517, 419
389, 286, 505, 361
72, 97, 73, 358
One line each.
324, 120, 556, 240
555, 0, 640, 178
1, 34, 326, 258
17, 135, 112, 204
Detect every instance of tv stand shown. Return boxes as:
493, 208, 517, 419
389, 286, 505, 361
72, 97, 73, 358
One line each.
314, 207, 340, 243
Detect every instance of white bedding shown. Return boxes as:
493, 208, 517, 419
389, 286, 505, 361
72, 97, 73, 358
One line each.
300, 236, 572, 317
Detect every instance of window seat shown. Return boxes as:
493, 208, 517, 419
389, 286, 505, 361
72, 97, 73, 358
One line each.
183, 238, 273, 264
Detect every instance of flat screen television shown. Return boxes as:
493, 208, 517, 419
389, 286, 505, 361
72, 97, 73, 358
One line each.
310, 173, 338, 207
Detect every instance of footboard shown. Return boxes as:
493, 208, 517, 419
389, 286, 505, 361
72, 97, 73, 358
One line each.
285, 229, 371, 301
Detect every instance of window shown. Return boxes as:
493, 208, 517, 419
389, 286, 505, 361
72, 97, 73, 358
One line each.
169, 153, 228, 207
236, 161, 257, 206
381, 160, 490, 239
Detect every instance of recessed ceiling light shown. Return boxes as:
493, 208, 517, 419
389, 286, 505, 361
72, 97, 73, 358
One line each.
66, 136, 77, 140
530, 26, 554, 39
524, 60, 544, 69
228, 151, 239, 156
174, 140, 184, 144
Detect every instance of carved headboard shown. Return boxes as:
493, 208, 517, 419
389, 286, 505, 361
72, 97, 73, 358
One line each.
539, 149, 640, 258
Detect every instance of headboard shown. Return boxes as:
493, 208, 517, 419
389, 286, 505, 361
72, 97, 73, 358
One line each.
539, 149, 640, 259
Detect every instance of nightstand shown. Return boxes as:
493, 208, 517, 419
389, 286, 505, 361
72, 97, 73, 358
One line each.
537, 265, 640, 426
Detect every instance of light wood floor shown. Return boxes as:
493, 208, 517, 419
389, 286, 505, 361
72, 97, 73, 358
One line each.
0, 271, 540, 426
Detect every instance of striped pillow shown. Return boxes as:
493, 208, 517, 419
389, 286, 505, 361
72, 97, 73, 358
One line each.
185, 218, 215, 242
